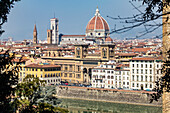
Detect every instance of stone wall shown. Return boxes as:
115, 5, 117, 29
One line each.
56, 86, 162, 106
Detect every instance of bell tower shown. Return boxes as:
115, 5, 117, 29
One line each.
50, 18, 59, 44
100, 44, 115, 60
75, 44, 89, 59
47, 29, 52, 44
33, 24, 38, 44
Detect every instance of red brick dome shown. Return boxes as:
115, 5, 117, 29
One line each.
86, 8, 109, 31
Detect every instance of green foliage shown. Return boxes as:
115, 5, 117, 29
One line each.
14, 75, 46, 112
0, 51, 20, 113
150, 50, 170, 103
0, 0, 21, 36
15, 76, 68, 113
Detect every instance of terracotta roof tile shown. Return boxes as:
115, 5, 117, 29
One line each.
25, 64, 61, 68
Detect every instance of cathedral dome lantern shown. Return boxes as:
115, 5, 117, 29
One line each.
86, 7, 110, 40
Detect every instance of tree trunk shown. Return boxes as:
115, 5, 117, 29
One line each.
162, 1, 170, 113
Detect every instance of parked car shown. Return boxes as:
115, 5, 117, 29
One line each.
145, 89, 151, 91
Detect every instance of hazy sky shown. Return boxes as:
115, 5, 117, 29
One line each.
1, 0, 162, 41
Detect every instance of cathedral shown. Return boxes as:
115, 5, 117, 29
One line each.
85, 7, 110, 44
33, 7, 113, 45
46, 7, 112, 45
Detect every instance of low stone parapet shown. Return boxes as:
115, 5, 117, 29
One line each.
56, 86, 162, 106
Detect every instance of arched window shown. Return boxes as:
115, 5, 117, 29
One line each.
102, 48, 107, 58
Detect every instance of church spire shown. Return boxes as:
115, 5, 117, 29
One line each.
34, 24, 37, 33
33, 24, 38, 44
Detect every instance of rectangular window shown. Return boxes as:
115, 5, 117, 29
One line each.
145, 69, 147, 74
132, 69, 134, 74
150, 64, 152, 68
150, 84, 152, 88
137, 83, 139, 87
141, 75, 143, 81
145, 76, 147, 82
137, 64, 139, 68
137, 69, 139, 74
141, 69, 143, 74
146, 64, 147, 68
141, 64, 143, 68
132, 64, 134, 67
78, 66, 80, 72
137, 75, 139, 81
150, 70, 152, 74
150, 76, 152, 82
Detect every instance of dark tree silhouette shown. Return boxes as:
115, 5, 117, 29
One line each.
0, 51, 20, 113
150, 50, 170, 103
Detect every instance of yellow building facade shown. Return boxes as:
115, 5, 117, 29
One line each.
42, 44, 115, 84
25, 63, 61, 85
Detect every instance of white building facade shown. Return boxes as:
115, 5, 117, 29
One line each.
130, 57, 162, 90
91, 62, 130, 89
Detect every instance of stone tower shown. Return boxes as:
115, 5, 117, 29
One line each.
47, 29, 52, 44
75, 44, 89, 59
100, 44, 115, 60
33, 24, 38, 44
50, 18, 59, 44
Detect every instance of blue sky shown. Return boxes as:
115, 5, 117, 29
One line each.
1, 0, 162, 41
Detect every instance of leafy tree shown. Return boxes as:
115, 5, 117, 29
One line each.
14, 75, 68, 113
0, 51, 20, 113
150, 50, 170, 101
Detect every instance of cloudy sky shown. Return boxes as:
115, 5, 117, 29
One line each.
1, 0, 162, 41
